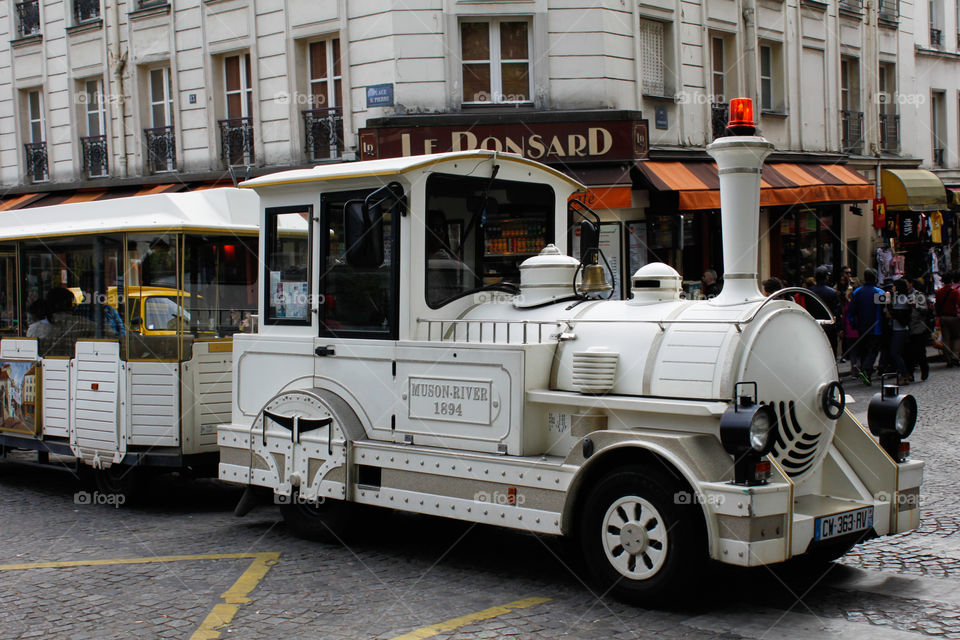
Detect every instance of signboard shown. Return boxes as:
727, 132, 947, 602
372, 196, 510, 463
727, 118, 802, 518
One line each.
0, 360, 40, 434
626, 221, 648, 284
408, 376, 493, 425
359, 118, 649, 163
873, 197, 886, 230
366, 84, 394, 108
655, 107, 668, 130
573, 187, 632, 210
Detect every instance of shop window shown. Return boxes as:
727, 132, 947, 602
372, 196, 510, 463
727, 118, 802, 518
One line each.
460, 18, 532, 105
769, 206, 841, 286
264, 207, 312, 325
424, 173, 553, 308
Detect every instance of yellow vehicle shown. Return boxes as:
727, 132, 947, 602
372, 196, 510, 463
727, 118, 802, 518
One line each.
69, 286, 216, 337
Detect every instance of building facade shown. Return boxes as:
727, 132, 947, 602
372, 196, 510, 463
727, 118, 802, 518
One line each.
1, 0, 957, 291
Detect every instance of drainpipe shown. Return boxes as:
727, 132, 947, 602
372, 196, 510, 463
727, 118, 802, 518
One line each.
107, 0, 128, 177
742, 0, 759, 108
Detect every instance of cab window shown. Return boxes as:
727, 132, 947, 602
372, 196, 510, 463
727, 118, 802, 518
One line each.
264, 206, 312, 325
320, 191, 398, 338
424, 173, 554, 308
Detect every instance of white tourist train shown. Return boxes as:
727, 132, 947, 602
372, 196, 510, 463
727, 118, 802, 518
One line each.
218, 100, 923, 602
0, 188, 260, 492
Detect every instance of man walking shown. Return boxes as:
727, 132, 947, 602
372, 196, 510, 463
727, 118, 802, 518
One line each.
809, 266, 842, 356
936, 271, 960, 366
849, 268, 885, 384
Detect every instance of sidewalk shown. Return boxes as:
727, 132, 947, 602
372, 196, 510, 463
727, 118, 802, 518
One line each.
837, 346, 945, 380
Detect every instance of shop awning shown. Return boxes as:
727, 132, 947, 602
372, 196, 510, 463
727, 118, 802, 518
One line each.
0, 183, 191, 210
634, 161, 873, 211
880, 169, 947, 211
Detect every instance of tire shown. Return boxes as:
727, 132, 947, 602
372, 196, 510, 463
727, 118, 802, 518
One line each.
92, 464, 142, 504
279, 494, 359, 541
577, 466, 705, 605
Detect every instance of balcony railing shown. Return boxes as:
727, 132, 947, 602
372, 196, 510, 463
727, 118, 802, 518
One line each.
73, 0, 100, 23
302, 107, 344, 161
218, 117, 255, 166
841, 110, 864, 154
711, 102, 729, 141
879, 113, 899, 153
144, 126, 177, 173
933, 147, 945, 167
24, 142, 48, 183
15, 0, 41, 38
80, 135, 108, 179
930, 28, 943, 47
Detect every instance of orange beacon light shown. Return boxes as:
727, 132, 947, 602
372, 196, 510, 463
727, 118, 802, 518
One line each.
726, 97, 756, 135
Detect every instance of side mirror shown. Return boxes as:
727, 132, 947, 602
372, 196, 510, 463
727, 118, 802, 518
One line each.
344, 200, 384, 268
579, 220, 600, 264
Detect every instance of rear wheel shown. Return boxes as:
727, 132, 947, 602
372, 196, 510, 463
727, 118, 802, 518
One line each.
577, 466, 704, 605
92, 464, 142, 504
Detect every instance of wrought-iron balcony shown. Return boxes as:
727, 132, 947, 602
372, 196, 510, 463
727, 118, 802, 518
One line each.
218, 117, 255, 166
930, 28, 943, 47
933, 147, 945, 167
80, 135, 108, 179
710, 102, 729, 141
73, 0, 100, 23
841, 110, 864, 154
879, 113, 899, 153
301, 107, 344, 161
24, 142, 48, 183
15, 0, 41, 38
144, 126, 177, 173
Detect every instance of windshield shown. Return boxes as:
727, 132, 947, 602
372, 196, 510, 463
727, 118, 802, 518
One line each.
424, 173, 555, 308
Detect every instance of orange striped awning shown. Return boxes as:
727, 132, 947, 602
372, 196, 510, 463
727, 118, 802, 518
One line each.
635, 161, 874, 211
0, 193, 44, 211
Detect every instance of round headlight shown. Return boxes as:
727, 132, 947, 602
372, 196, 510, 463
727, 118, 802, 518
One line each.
895, 397, 917, 437
749, 406, 776, 454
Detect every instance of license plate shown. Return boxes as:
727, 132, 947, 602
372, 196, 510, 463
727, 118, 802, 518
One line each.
814, 507, 874, 541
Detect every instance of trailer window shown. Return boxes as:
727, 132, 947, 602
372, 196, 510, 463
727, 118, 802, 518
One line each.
0, 249, 17, 335
320, 191, 398, 338
424, 173, 554, 308
264, 207, 312, 325
21, 234, 124, 357
184, 234, 258, 336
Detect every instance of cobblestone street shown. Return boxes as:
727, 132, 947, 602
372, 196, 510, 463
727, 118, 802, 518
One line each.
0, 365, 957, 640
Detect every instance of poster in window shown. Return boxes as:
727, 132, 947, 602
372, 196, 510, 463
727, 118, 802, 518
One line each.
626, 221, 648, 281
0, 360, 41, 435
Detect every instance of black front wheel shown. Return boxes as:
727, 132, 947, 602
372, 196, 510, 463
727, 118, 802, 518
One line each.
279, 493, 359, 541
577, 466, 705, 605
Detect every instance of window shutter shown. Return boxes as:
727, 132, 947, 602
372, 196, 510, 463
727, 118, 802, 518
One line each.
639, 20, 664, 96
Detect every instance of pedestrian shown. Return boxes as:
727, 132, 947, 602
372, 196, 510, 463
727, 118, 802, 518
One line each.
848, 268, 885, 385
701, 269, 721, 299
906, 278, 932, 381
935, 271, 960, 366
809, 266, 842, 356
762, 277, 783, 295
887, 279, 911, 385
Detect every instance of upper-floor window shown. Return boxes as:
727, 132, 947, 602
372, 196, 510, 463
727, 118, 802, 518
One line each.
15, 0, 40, 38
460, 18, 531, 105
219, 53, 254, 166
73, 0, 100, 24
931, 91, 946, 166
225, 53, 253, 120
23, 89, 48, 182
83, 80, 105, 137
26, 90, 44, 143
639, 19, 666, 96
759, 42, 784, 112
309, 38, 342, 110
144, 67, 176, 173
150, 67, 174, 128
840, 57, 860, 111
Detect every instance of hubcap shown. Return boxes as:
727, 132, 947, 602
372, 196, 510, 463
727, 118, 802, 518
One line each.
601, 495, 668, 580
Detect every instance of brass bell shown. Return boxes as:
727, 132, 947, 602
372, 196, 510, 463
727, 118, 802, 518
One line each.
580, 263, 612, 293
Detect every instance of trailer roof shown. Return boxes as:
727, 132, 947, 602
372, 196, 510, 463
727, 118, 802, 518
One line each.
239, 151, 586, 191
0, 188, 259, 242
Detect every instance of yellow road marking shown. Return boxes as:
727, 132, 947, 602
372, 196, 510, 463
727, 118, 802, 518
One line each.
388, 596, 551, 640
0, 552, 280, 640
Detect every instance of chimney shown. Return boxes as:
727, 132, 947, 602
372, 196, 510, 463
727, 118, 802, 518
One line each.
705, 100, 774, 304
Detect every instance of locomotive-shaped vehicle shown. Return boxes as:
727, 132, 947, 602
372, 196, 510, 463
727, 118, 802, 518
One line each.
219, 100, 922, 601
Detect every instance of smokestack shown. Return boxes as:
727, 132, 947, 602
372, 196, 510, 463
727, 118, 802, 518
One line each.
706, 100, 774, 304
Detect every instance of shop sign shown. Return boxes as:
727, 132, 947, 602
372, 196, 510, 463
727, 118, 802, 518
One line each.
366, 84, 394, 108
358, 119, 649, 163
873, 197, 886, 230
